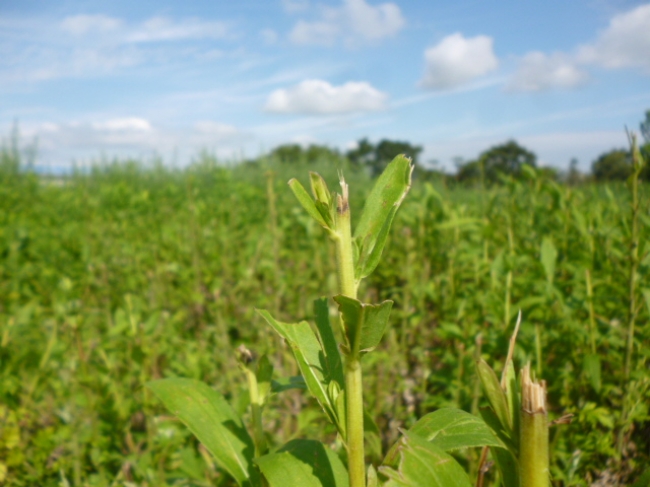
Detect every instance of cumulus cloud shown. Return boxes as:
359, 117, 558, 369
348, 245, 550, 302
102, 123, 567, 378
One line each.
264, 79, 387, 114
420, 33, 498, 90
508, 3, 650, 92
289, 0, 405, 46
508, 52, 589, 92
577, 3, 650, 71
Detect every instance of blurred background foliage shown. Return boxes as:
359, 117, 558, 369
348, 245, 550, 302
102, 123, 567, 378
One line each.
0, 113, 649, 486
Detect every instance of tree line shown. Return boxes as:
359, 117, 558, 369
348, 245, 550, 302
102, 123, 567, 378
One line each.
265, 110, 650, 184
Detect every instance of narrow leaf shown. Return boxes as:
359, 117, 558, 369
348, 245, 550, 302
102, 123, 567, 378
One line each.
477, 359, 512, 433
271, 376, 306, 393
359, 205, 398, 279
310, 172, 332, 205
540, 237, 557, 285
408, 408, 504, 452
288, 178, 329, 228
313, 298, 344, 387
354, 155, 413, 276
492, 445, 520, 487
147, 378, 259, 487
379, 433, 472, 487
258, 310, 336, 426
256, 439, 349, 487
333, 296, 393, 357
583, 353, 602, 393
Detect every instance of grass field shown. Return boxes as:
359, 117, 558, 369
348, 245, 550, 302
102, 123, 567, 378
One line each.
0, 146, 648, 486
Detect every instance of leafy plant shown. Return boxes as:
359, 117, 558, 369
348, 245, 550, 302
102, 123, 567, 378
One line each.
147, 156, 510, 487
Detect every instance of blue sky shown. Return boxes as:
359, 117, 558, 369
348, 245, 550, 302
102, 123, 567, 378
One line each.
1, 0, 649, 172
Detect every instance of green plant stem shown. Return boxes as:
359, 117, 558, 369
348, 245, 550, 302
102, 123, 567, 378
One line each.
244, 368, 267, 457
334, 179, 365, 487
520, 364, 549, 487
618, 137, 643, 454
345, 358, 365, 487
585, 269, 597, 354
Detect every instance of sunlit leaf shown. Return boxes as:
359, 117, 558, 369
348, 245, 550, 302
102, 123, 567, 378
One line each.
256, 439, 349, 487
147, 378, 260, 487
333, 295, 393, 358
379, 433, 472, 487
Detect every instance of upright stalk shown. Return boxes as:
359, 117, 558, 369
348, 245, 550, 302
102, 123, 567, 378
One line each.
334, 178, 365, 487
585, 269, 597, 354
520, 363, 550, 487
618, 135, 643, 453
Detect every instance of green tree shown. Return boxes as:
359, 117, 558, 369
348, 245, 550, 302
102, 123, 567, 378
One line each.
456, 140, 537, 184
591, 149, 631, 181
347, 138, 422, 177
269, 144, 341, 164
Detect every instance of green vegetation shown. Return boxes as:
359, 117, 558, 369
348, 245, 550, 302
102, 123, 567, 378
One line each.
0, 132, 649, 486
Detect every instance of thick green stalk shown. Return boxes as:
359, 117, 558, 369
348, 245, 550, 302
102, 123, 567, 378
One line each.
334, 178, 365, 487
519, 364, 550, 487
345, 359, 365, 487
334, 183, 357, 298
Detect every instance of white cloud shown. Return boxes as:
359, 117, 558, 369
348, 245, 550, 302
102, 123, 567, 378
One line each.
508, 52, 589, 92
260, 28, 279, 44
577, 3, 650, 71
420, 33, 498, 90
289, 0, 405, 46
283, 0, 310, 13
92, 117, 152, 132
126, 17, 229, 43
194, 121, 240, 139
61, 14, 122, 35
264, 79, 387, 114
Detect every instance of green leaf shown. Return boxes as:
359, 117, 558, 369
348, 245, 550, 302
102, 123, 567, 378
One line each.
583, 353, 601, 393
477, 360, 512, 434
492, 446, 520, 487
257, 310, 338, 428
147, 378, 259, 487
288, 178, 329, 229
309, 172, 332, 204
313, 298, 344, 387
256, 439, 349, 487
379, 433, 472, 487
271, 376, 306, 393
333, 296, 393, 358
408, 408, 504, 452
501, 360, 520, 450
367, 464, 379, 487
359, 206, 398, 279
479, 408, 516, 454
540, 237, 557, 285
354, 155, 413, 279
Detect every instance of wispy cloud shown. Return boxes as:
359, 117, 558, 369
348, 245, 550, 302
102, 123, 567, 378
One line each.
288, 0, 405, 46
0, 14, 233, 84
507, 52, 589, 92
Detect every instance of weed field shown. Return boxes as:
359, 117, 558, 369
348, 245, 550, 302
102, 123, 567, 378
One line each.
0, 150, 649, 486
